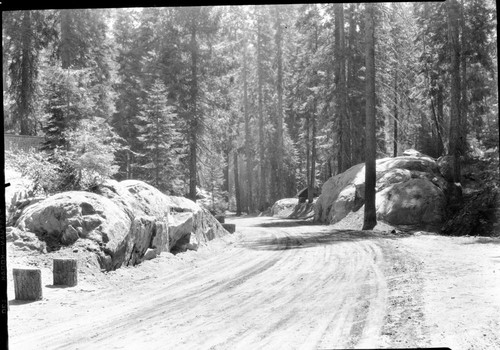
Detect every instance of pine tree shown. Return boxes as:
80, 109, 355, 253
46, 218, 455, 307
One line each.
137, 79, 181, 193
3, 10, 57, 135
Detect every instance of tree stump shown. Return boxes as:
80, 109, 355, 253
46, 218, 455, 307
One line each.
215, 215, 225, 223
13, 268, 43, 301
222, 223, 236, 234
53, 259, 78, 287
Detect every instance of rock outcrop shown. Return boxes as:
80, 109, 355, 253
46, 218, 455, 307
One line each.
314, 156, 449, 229
11, 180, 229, 271
15, 191, 132, 270
271, 198, 315, 219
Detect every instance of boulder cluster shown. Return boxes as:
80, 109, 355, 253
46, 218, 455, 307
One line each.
314, 153, 457, 230
7, 180, 229, 271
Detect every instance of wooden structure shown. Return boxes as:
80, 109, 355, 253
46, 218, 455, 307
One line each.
13, 268, 43, 301
4, 134, 44, 153
53, 259, 78, 287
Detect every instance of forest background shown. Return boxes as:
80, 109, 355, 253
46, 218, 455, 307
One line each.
3, 2, 498, 215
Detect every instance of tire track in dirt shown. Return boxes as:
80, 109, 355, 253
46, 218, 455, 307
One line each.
9, 217, 391, 350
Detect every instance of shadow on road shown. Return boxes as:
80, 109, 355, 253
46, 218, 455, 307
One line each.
242, 229, 394, 251
256, 220, 320, 228
460, 237, 500, 245
9, 299, 39, 306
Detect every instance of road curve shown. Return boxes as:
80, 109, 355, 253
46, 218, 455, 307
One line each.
9, 216, 396, 349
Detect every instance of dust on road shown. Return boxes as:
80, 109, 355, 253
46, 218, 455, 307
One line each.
7, 216, 500, 349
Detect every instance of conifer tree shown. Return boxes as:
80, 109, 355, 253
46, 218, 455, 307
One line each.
137, 79, 181, 193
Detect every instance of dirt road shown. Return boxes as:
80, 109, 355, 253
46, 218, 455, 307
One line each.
7, 216, 500, 349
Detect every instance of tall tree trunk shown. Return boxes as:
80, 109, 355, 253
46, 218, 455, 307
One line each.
447, 0, 462, 183
305, 112, 310, 187
460, 0, 468, 147
363, 3, 377, 231
223, 149, 230, 194
60, 10, 72, 70
257, 11, 266, 211
336, 4, 350, 173
19, 11, 33, 135
393, 70, 398, 157
391, 7, 399, 158
234, 150, 242, 216
274, 6, 284, 202
436, 85, 445, 155
347, 4, 361, 165
308, 106, 317, 204
243, 36, 254, 213
188, 17, 199, 201
155, 141, 159, 189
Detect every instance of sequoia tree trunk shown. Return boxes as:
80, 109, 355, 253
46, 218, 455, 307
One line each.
362, 3, 377, 231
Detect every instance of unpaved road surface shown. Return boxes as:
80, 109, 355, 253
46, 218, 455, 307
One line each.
7, 216, 500, 349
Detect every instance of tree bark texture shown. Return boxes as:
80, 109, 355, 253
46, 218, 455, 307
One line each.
347, 4, 363, 165
363, 3, 377, 231
257, 11, 267, 211
233, 150, 242, 216
393, 70, 398, 157
447, 0, 462, 183
53, 258, 78, 287
308, 107, 317, 204
188, 14, 199, 201
13, 268, 43, 301
60, 10, 72, 70
336, 4, 350, 173
274, 6, 284, 202
243, 36, 254, 213
19, 11, 33, 135
459, 0, 468, 146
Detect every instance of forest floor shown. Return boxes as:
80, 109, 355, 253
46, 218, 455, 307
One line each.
7, 215, 500, 350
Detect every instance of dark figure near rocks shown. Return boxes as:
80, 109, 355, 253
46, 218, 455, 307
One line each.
297, 187, 319, 203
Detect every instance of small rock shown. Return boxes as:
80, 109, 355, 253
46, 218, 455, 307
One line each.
73, 248, 79, 253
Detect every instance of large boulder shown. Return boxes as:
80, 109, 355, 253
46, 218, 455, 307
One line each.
271, 198, 299, 218
271, 198, 316, 219
15, 191, 132, 270
95, 180, 227, 252
11, 180, 229, 271
314, 155, 448, 228
376, 178, 446, 225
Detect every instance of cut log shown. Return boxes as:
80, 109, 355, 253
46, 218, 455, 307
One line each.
222, 223, 236, 234
53, 258, 78, 287
13, 268, 43, 301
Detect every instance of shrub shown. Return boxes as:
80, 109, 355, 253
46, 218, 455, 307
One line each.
5, 149, 61, 196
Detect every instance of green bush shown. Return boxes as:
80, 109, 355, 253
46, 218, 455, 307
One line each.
5, 149, 61, 195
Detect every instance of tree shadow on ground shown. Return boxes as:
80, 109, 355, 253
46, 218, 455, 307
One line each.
241, 229, 398, 251
460, 237, 500, 245
256, 220, 320, 228
45, 284, 73, 289
9, 299, 40, 305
